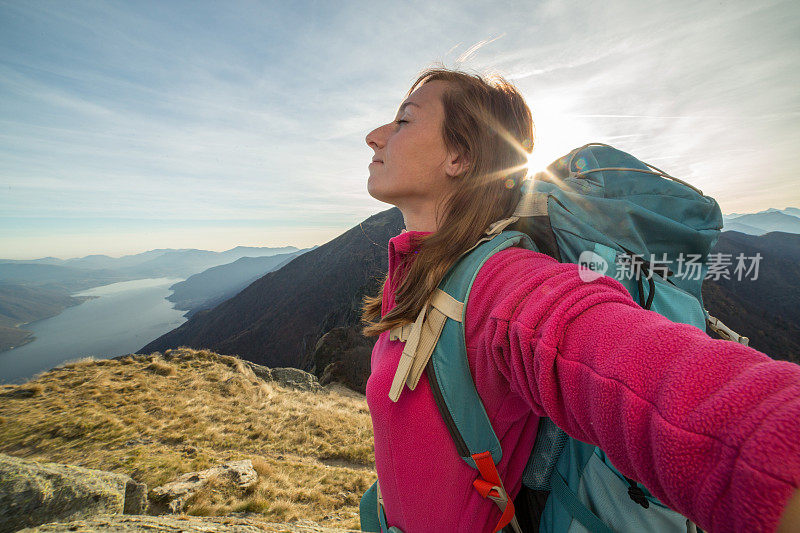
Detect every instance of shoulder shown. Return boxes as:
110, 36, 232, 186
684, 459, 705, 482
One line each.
477, 245, 560, 278
467, 245, 634, 324
465, 246, 561, 329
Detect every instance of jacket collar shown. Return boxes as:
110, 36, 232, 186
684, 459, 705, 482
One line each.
388, 229, 432, 274
384, 229, 432, 311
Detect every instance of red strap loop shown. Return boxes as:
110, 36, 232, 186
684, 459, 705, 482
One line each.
473, 478, 500, 499
471, 451, 515, 533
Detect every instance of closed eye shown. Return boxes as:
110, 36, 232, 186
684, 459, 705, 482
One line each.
394, 119, 408, 125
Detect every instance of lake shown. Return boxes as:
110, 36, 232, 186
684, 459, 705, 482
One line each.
0, 277, 187, 384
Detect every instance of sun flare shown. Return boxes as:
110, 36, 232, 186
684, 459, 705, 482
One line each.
523, 98, 595, 175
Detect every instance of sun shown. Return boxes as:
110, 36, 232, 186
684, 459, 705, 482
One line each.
523, 98, 595, 175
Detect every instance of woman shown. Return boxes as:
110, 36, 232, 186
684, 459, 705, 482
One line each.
360, 67, 800, 532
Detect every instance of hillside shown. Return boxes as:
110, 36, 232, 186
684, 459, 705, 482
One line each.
702, 231, 800, 362
0, 263, 128, 291
0, 348, 375, 530
141, 208, 404, 369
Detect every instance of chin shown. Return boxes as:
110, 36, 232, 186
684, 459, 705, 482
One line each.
367, 184, 399, 207
367, 173, 408, 207
367, 177, 388, 203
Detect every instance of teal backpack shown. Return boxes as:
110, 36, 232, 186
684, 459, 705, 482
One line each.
360, 143, 749, 533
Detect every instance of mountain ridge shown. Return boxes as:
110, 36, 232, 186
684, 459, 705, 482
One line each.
167, 248, 313, 318
722, 207, 800, 235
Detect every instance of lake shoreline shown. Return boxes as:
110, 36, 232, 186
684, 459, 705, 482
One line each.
0, 277, 187, 384
1, 295, 101, 354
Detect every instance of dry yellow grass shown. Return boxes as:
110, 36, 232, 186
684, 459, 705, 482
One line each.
0, 347, 376, 530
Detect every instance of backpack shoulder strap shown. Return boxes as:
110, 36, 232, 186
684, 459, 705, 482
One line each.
426, 230, 534, 533
427, 229, 534, 465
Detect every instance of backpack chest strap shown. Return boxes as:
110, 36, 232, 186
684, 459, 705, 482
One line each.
388, 289, 464, 402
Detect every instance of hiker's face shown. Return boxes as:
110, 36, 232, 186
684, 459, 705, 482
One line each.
365, 80, 464, 215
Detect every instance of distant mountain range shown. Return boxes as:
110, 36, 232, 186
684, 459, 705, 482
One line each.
1, 245, 300, 281
142, 208, 799, 390
722, 207, 800, 235
0, 245, 301, 352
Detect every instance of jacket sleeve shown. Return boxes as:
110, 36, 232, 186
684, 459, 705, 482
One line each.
473, 247, 800, 533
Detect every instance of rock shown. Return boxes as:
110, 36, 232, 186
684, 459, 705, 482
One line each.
312, 326, 374, 394
243, 360, 273, 382
269, 367, 321, 392
150, 460, 258, 514
243, 361, 322, 392
0, 453, 147, 533
17, 515, 356, 532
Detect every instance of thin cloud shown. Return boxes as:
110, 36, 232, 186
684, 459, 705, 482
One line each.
455, 33, 507, 64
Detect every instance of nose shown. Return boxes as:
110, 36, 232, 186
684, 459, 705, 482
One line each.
365, 123, 388, 151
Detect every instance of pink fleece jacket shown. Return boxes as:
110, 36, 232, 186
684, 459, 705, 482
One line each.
366, 229, 800, 533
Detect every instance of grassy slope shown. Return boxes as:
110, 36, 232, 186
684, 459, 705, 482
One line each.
0, 348, 376, 530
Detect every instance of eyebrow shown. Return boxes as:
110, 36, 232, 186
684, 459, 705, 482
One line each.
397, 101, 421, 114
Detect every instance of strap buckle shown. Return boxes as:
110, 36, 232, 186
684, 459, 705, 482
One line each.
387, 289, 464, 402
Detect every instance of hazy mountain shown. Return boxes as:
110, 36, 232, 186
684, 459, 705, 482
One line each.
140, 208, 405, 369
722, 221, 769, 236
1, 249, 185, 269
167, 248, 313, 318
765, 207, 800, 217
0, 263, 128, 292
97, 246, 300, 279
61, 249, 185, 270
221, 245, 298, 258
1, 245, 299, 279
0, 257, 65, 266
722, 207, 800, 235
726, 207, 800, 218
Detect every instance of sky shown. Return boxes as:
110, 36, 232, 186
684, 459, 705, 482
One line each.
1, 0, 798, 260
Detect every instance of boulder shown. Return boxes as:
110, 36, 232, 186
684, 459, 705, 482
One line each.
243, 361, 322, 392
269, 367, 322, 392
150, 459, 258, 514
0, 453, 147, 533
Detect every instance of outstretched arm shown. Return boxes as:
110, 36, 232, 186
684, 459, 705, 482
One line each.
472, 248, 800, 532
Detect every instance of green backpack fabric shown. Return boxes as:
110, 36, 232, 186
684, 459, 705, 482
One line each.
361, 143, 748, 532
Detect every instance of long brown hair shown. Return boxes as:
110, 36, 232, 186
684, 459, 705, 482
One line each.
361, 67, 534, 337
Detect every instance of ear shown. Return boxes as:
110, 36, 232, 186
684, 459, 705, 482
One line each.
444, 149, 470, 178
